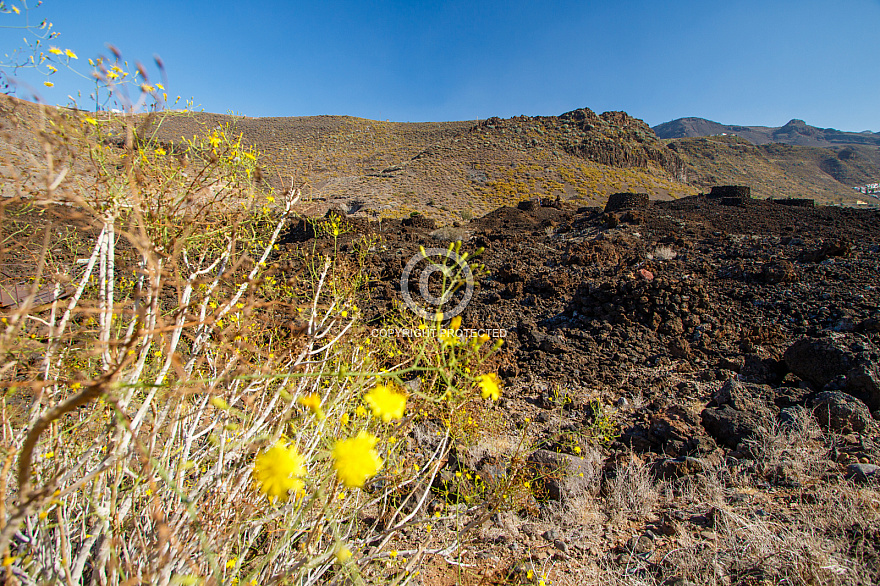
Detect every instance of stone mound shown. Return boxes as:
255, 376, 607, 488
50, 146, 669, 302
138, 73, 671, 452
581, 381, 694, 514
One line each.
604, 192, 650, 213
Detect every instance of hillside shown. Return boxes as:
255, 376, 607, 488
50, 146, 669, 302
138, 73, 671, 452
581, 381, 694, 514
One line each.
654, 117, 880, 147
3, 94, 879, 224
667, 135, 880, 204
144, 107, 696, 222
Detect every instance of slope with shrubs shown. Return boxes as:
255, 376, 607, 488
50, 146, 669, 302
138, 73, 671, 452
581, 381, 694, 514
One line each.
141, 106, 699, 223
667, 135, 880, 205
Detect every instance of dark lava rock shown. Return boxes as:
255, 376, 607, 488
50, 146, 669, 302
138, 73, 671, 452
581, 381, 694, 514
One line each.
810, 391, 874, 433
772, 198, 815, 208
526, 449, 593, 501
798, 239, 852, 263
845, 463, 879, 483
401, 214, 436, 230
653, 456, 709, 479
604, 192, 649, 213
760, 259, 798, 284
621, 405, 717, 457
784, 335, 880, 411
708, 185, 751, 200
701, 379, 777, 449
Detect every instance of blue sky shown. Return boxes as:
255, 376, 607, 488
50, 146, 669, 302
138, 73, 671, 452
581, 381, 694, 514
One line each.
2, 0, 879, 130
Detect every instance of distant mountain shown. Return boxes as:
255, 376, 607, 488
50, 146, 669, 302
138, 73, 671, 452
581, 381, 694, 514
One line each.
653, 117, 880, 147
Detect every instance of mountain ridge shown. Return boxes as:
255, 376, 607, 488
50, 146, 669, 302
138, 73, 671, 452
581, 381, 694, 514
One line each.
653, 117, 880, 147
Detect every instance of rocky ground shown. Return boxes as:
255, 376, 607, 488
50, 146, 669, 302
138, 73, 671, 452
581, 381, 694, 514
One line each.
274, 193, 880, 585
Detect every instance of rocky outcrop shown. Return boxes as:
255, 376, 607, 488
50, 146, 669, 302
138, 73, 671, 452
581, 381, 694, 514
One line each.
701, 379, 778, 449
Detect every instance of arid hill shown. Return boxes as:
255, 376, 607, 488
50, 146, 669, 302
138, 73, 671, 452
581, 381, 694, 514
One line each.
3, 95, 879, 224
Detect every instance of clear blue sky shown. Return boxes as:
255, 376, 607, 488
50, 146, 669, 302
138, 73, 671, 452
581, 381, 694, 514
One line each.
2, 0, 879, 131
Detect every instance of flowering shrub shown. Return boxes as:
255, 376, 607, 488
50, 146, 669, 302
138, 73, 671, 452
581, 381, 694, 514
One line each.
0, 12, 507, 583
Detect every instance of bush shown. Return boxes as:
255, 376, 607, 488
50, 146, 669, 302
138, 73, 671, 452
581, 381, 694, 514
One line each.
0, 18, 506, 583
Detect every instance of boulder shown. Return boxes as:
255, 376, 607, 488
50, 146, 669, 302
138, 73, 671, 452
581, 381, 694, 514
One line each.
784, 335, 880, 410
653, 456, 710, 479
526, 449, 596, 501
846, 463, 879, 484
810, 391, 873, 433
701, 379, 777, 449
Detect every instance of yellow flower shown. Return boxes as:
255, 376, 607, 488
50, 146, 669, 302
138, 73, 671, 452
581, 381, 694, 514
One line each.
65, 49, 77, 59
477, 373, 501, 401
84, 116, 97, 125
332, 431, 382, 488
297, 393, 325, 419
106, 71, 119, 80
156, 82, 165, 90
340, 412, 350, 426
354, 405, 367, 418
48, 47, 63, 55
335, 546, 352, 563
438, 328, 460, 348
141, 83, 154, 92
154, 147, 166, 156
210, 397, 230, 410
46, 65, 57, 73
253, 442, 305, 501
363, 383, 407, 422
43, 81, 54, 87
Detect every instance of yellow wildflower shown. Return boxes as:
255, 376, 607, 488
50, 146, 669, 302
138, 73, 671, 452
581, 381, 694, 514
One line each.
438, 328, 460, 348
210, 397, 230, 410
477, 373, 501, 401
43, 81, 53, 87
297, 393, 325, 419
332, 431, 382, 488
335, 546, 352, 563
253, 442, 305, 501
363, 383, 407, 422
65, 49, 77, 59
48, 47, 63, 55
154, 147, 166, 155
106, 71, 119, 80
